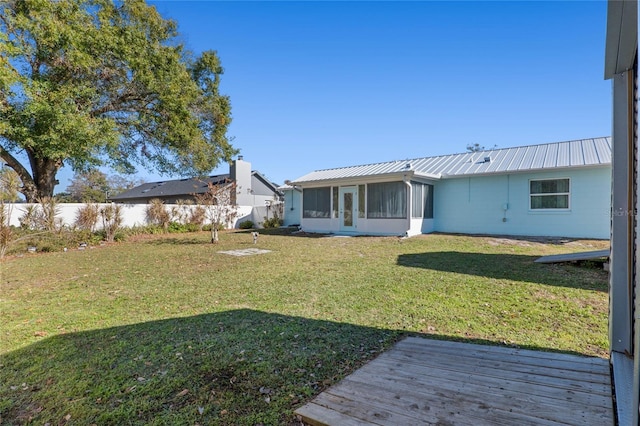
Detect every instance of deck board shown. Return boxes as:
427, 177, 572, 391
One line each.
295, 337, 614, 425
534, 249, 609, 264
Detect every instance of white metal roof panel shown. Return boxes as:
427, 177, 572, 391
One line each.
503, 147, 526, 172
544, 144, 558, 168
583, 140, 599, 164
557, 143, 570, 168
291, 137, 612, 184
595, 137, 612, 163
569, 140, 584, 166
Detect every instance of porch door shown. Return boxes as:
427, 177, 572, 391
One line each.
339, 187, 357, 232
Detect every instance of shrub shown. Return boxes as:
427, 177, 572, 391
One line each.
100, 204, 123, 243
18, 198, 62, 232
19, 204, 41, 230
168, 222, 199, 233
239, 220, 254, 229
145, 199, 171, 232
75, 204, 100, 232
0, 205, 12, 259
262, 217, 283, 229
39, 197, 62, 232
188, 205, 206, 231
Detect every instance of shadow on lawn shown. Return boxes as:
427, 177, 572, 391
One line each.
0, 310, 395, 425
397, 251, 608, 291
0, 309, 601, 425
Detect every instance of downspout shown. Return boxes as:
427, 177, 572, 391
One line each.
403, 175, 411, 237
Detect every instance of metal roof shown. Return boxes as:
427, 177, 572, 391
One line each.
291, 137, 611, 185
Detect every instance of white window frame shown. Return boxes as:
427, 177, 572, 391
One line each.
529, 178, 571, 211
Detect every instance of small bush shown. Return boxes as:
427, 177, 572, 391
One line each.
18, 198, 62, 232
75, 204, 100, 232
168, 222, 200, 233
145, 199, 171, 232
239, 220, 254, 229
19, 205, 42, 230
262, 217, 283, 229
100, 204, 123, 243
0, 205, 13, 259
38, 244, 55, 253
188, 205, 206, 231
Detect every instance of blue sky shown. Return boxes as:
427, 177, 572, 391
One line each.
59, 1, 612, 190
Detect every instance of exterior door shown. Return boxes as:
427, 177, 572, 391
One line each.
339, 187, 357, 232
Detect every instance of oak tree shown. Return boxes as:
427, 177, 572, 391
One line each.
0, 0, 236, 202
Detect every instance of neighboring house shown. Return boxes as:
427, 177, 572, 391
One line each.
111, 157, 282, 207
289, 137, 611, 239
604, 1, 639, 423
279, 183, 302, 226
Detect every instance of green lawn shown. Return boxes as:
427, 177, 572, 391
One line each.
0, 230, 609, 425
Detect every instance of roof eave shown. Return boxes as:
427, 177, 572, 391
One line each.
604, 0, 638, 79
291, 170, 441, 186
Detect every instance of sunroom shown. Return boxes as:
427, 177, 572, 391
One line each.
292, 165, 437, 237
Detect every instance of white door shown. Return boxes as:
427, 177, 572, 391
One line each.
339, 187, 357, 232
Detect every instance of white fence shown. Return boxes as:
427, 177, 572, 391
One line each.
5, 203, 264, 230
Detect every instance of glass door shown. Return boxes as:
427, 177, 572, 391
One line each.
339, 187, 357, 232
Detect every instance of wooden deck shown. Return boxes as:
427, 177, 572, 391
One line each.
295, 337, 614, 425
534, 249, 609, 264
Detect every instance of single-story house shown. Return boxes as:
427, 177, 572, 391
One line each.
288, 137, 611, 239
111, 157, 282, 207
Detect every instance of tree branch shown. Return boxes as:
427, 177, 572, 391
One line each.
0, 145, 36, 197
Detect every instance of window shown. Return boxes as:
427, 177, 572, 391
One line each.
358, 185, 365, 218
303, 187, 331, 218
332, 187, 339, 218
530, 178, 569, 210
411, 182, 423, 218
367, 181, 406, 218
424, 184, 434, 218
411, 182, 434, 218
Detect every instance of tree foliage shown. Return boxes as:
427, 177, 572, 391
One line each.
0, 0, 236, 202
466, 143, 497, 152
66, 170, 110, 203
65, 170, 142, 202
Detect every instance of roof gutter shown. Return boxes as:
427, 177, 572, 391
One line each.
291, 171, 441, 187
604, 0, 637, 79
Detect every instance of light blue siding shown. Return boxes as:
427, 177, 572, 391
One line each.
282, 188, 302, 226
434, 167, 611, 239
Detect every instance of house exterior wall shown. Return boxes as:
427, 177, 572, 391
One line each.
251, 175, 276, 196
420, 218, 435, 234
434, 167, 611, 239
282, 189, 302, 226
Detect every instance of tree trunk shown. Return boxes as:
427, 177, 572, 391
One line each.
0, 148, 62, 202
27, 153, 62, 202
211, 226, 219, 244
